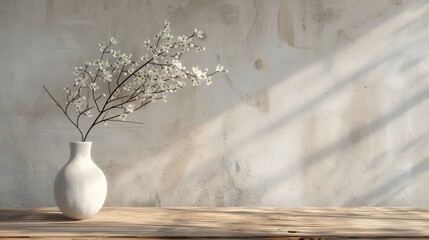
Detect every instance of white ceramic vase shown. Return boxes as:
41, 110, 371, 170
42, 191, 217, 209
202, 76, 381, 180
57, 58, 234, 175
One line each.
53, 142, 107, 220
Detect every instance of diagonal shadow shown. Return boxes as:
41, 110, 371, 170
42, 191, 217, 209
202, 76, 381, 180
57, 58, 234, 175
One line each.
268, 86, 429, 190
344, 156, 429, 206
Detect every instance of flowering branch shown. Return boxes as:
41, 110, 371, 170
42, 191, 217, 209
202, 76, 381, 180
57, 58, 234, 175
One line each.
43, 20, 227, 142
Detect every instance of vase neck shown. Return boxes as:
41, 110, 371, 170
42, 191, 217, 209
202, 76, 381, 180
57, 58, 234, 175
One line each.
69, 142, 92, 160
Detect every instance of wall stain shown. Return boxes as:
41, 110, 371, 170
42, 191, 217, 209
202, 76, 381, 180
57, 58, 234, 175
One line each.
390, 0, 402, 6
312, 1, 339, 37
277, 0, 294, 47
337, 29, 355, 44
221, 2, 240, 26
254, 58, 268, 70
245, 0, 269, 56
224, 75, 270, 113
312, 3, 338, 24
245, 89, 270, 113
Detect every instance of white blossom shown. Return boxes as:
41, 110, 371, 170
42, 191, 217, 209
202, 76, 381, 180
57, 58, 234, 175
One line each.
99, 42, 106, 51
176, 80, 186, 88
73, 97, 85, 111
93, 59, 101, 65
73, 67, 80, 76
137, 94, 146, 103
102, 69, 112, 82
63, 84, 70, 94
192, 66, 207, 79
111, 89, 120, 100
89, 82, 99, 91
126, 104, 135, 113
194, 29, 204, 39
113, 50, 122, 58
110, 37, 118, 45
196, 46, 205, 53
75, 77, 86, 86
118, 113, 127, 121
123, 82, 133, 91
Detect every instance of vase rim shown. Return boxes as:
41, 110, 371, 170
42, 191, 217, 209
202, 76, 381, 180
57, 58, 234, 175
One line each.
70, 141, 92, 144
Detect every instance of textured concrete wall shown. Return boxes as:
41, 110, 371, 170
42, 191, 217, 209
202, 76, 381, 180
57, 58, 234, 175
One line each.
1, 0, 429, 207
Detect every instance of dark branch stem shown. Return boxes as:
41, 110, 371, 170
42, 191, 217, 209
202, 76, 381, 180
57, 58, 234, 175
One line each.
43, 85, 84, 141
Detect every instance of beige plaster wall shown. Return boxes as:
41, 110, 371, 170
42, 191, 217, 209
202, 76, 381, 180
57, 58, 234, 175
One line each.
1, 0, 429, 207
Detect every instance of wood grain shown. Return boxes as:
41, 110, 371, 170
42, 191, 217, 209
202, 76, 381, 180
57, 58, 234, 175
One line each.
1, 207, 429, 239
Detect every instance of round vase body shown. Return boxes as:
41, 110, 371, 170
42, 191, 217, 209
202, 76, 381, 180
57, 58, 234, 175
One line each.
53, 142, 107, 220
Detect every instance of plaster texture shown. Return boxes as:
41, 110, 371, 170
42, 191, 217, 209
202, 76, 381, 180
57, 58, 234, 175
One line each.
1, 0, 429, 207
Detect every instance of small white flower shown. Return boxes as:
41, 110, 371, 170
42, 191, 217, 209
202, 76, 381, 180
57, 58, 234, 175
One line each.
126, 104, 135, 113
118, 113, 127, 121
215, 64, 222, 71
89, 82, 99, 91
122, 53, 131, 60
192, 66, 200, 73
99, 42, 105, 51
63, 84, 70, 93
86, 110, 93, 118
206, 77, 212, 85
192, 66, 207, 79
121, 56, 132, 65
73, 97, 85, 109
111, 90, 120, 99
113, 50, 122, 58
110, 37, 118, 45
123, 82, 133, 91
196, 46, 205, 53
102, 70, 112, 82
190, 78, 201, 87
176, 81, 185, 88
198, 31, 204, 39
168, 85, 176, 92
73, 67, 80, 76
140, 54, 148, 61
137, 94, 146, 103
75, 77, 86, 86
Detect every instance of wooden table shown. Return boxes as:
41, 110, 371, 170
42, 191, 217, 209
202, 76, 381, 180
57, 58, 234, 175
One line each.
1, 207, 429, 239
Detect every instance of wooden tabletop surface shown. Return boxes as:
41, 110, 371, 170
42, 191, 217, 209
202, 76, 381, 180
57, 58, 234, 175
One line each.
1, 207, 429, 239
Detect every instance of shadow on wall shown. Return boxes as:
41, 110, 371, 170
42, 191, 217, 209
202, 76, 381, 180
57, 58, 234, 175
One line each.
100, 0, 429, 207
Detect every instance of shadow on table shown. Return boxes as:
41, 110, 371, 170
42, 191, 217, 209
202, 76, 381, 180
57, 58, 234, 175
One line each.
0, 208, 72, 222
